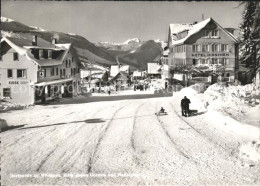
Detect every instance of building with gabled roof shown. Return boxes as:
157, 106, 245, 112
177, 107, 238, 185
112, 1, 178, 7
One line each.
0, 35, 83, 104
167, 17, 239, 84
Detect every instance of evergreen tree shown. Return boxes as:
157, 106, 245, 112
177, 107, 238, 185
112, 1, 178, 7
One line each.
240, 2, 260, 73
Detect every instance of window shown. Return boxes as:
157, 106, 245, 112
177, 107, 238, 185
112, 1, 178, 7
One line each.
56, 68, 58, 76
51, 68, 55, 76
63, 69, 66, 76
211, 30, 219, 38
201, 59, 206, 64
192, 45, 200, 52
60, 69, 62, 77
39, 50, 44, 59
44, 69, 47, 77
3, 88, 11, 98
221, 44, 229, 52
223, 58, 229, 65
7, 69, 13, 78
17, 69, 27, 78
48, 50, 52, 59
212, 58, 218, 64
206, 45, 210, 52
66, 60, 68, 68
202, 45, 207, 52
218, 59, 224, 65
212, 44, 218, 52
193, 59, 200, 65
78, 68, 80, 73
203, 30, 210, 37
72, 57, 74, 62
71, 68, 73, 75
69, 60, 71, 68
13, 53, 19, 61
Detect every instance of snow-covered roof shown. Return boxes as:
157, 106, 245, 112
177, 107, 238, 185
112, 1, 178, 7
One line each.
133, 71, 142, 77
147, 63, 161, 74
169, 18, 238, 46
169, 23, 193, 36
1, 36, 71, 67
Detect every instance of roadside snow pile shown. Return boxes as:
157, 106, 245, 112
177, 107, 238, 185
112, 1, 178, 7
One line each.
239, 140, 260, 165
202, 83, 260, 126
0, 100, 28, 112
173, 84, 207, 112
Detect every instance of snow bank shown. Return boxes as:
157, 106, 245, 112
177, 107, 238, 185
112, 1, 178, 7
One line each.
0, 100, 28, 113
239, 140, 260, 164
202, 83, 260, 126
173, 84, 207, 112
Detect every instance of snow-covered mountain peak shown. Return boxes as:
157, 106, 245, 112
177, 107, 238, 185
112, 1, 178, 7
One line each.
1, 16, 14, 23
123, 38, 141, 44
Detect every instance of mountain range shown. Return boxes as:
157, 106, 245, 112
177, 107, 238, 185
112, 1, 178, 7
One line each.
1, 17, 163, 71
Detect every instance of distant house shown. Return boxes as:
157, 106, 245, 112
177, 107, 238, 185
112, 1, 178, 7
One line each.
0, 35, 82, 104
167, 17, 239, 84
161, 47, 169, 81
109, 71, 129, 88
110, 65, 129, 77
147, 63, 162, 79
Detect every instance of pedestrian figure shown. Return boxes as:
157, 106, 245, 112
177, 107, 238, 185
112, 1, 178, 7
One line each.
108, 86, 111, 95
165, 82, 168, 89
181, 96, 191, 117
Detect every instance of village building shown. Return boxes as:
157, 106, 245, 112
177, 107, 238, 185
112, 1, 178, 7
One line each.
160, 47, 169, 81
0, 35, 82, 104
167, 18, 239, 84
110, 65, 130, 77
147, 63, 162, 79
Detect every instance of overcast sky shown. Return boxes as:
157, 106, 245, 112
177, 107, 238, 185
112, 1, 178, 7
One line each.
2, 1, 245, 43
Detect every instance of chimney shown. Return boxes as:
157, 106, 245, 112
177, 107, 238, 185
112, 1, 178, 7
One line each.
32, 35, 37, 46
52, 38, 58, 44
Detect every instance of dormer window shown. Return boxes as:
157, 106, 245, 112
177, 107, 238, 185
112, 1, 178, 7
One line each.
48, 50, 52, 59
203, 30, 210, 37
211, 30, 219, 38
13, 53, 19, 61
39, 50, 44, 59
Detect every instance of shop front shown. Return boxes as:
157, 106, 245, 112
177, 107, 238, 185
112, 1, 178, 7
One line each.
34, 78, 74, 104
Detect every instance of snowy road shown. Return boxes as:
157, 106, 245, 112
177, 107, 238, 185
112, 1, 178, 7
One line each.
1, 97, 260, 185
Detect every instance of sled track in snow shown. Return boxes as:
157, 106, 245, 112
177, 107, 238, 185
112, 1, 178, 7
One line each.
35, 108, 107, 172
170, 103, 232, 151
130, 102, 147, 151
87, 102, 131, 173
130, 102, 148, 164
154, 103, 199, 164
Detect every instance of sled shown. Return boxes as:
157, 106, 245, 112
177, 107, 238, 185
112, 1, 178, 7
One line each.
188, 109, 198, 116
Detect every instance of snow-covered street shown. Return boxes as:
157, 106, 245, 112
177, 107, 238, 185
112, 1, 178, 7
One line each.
1, 95, 260, 185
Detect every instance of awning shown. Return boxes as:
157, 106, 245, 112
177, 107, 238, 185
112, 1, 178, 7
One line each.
35, 78, 73, 86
